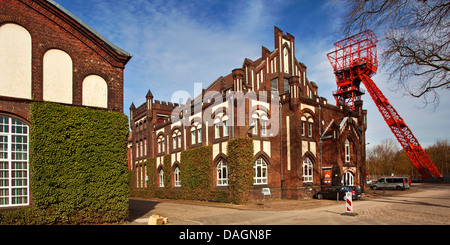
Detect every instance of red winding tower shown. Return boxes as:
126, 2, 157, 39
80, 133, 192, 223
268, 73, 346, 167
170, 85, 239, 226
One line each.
327, 30, 443, 181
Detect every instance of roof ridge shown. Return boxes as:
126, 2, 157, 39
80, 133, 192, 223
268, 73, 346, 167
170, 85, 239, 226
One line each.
46, 0, 132, 58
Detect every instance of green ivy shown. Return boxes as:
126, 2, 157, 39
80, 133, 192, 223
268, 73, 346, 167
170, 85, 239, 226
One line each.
227, 137, 254, 204
137, 138, 254, 204
163, 154, 171, 188
180, 146, 212, 191
20, 102, 130, 224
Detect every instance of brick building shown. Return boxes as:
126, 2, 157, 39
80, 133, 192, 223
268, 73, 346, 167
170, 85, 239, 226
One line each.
0, 0, 131, 207
130, 27, 367, 200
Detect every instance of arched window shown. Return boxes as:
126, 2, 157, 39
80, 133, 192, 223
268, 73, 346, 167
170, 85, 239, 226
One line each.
217, 159, 228, 186
254, 157, 268, 185
0, 116, 29, 207
190, 121, 202, 145
43, 49, 73, 104
251, 110, 269, 136
0, 23, 32, 99
191, 126, 196, 145
174, 167, 181, 187
157, 135, 165, 153
158, 169, 164, 187
343, 171, 354, 186
303, 157, 313, 183
172, 130, 181, 150
82, 75, 108, 108
301, 113, 314, 138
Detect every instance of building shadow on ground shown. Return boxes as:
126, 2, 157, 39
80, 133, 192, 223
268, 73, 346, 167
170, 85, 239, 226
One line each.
128, 198, 159, 222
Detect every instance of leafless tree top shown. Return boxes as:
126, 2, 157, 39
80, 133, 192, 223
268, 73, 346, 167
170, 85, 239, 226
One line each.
340, 0, 449, 107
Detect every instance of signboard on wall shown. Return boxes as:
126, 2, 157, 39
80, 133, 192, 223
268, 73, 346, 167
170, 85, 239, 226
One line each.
323, 169, 332, 184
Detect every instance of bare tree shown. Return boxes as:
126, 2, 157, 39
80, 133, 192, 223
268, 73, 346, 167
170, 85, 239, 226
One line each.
426, 138, 450, 174
367, 138, 399, 176
339, 0, 450, 107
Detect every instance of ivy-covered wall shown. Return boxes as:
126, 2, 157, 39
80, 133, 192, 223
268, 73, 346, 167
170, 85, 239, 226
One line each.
132, 138, 254, 204
227, 137, 254, 204
0, 102, 130, 224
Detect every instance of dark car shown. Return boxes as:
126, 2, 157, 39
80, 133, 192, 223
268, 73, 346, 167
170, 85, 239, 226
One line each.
316, 186, 361, 200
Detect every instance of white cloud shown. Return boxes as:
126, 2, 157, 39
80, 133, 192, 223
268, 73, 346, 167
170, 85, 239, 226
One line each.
55, 0, 449, 148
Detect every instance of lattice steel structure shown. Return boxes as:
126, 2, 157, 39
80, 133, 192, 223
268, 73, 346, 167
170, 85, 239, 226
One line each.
327, 30, 443, 181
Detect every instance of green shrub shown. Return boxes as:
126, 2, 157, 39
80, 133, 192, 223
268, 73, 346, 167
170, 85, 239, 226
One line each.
27, 102, 129, 224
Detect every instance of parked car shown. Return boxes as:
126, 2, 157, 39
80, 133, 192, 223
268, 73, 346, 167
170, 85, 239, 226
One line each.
316, 186, 361, 200
370, 177, 410, 190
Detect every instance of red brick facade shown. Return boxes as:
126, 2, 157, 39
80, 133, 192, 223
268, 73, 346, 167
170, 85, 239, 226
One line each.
0, 0, 131, 208
130, 27, 368, 200
0, 0, 132, 120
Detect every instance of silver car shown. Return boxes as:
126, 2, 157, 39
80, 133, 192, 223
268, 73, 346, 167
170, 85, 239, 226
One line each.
370, 177, 410, 190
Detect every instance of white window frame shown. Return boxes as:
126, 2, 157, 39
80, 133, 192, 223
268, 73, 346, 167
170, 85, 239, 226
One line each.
191, 127, 196, 145
172, 130, 182, 150
159, 169, 164, 187
217, 159, 229, 186
345, 139, 350, 163
308, 123, 313, 138
157, 135, 165, 153
252, 118, 258, 135
223, 119, 229, 137
0, 116, 29, 207
301, 121, 305, 136
253, 158, 268, 185
215, 123, 220, 139
261, 119, 268, 136
344, 171, 354, 186
174, 167, 181, 187
303, 157, 313, 183
197, 128, 202, 143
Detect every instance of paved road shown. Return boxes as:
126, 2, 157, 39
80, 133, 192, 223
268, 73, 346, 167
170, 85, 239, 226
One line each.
127, 183, 450, 225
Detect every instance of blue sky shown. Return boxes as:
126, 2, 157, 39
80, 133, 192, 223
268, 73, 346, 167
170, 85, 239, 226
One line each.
54, 0, 449, 148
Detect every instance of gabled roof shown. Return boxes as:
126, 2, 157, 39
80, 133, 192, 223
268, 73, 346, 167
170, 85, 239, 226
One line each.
40, 0, 132, 67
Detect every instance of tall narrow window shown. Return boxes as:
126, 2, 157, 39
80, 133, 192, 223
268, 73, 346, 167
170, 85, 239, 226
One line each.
191, 127, 196, 145
172, 130, 181, 150
144, 139, 147, 156
261, 115, 268, 136
197, 128, 202, 143
159, 169, 164, 187
174, 167, 181, 187
223, 119, 229, 137
157, 135, 165, 153
135, 141, 139, 158
217, 159, 228, 186
271, 78, 278, 92
345, 139, 350, 163
308, 123, 313, 138
253, 158, 268, 185
252, 117, 258, 135
303, 157, 313, 182
284, 78, 290, 93
215, 123, 220, 139
0, 116, 29, 207
301, 121, 305, 136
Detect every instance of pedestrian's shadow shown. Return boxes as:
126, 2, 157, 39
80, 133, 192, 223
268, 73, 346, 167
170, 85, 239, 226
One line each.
128, 198, 159, 222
